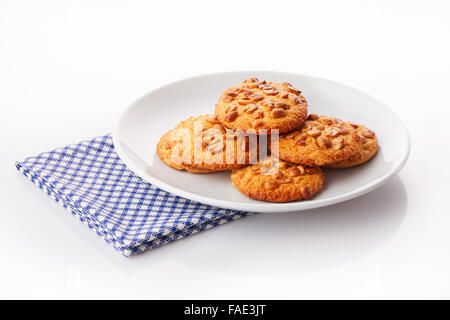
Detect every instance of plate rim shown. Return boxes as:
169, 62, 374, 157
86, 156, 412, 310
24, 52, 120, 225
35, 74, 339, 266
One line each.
112, 71, 411, 213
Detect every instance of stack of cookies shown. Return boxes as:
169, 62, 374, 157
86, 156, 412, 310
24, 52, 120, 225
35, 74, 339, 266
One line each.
157, 77, 378, 203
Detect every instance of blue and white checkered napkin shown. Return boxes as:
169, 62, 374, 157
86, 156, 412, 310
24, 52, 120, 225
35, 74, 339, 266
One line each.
15, 135, 250, 256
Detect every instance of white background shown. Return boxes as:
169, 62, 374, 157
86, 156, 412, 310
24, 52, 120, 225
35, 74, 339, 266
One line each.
1, 0, 449, 299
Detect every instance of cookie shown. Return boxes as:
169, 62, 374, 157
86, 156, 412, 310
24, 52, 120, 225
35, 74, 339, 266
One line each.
156, 115, 257, 172
215, 78, 308, 134
230, 156, 324, 203
271, 114, 360, 167
326, 123, 378, 168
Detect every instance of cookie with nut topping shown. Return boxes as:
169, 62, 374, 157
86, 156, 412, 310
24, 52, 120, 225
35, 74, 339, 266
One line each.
215, 78, 308, 134
326, 123, 378, 168
230, 156, 324, 202
157, 115, 257, 173
271, 114, 361, 167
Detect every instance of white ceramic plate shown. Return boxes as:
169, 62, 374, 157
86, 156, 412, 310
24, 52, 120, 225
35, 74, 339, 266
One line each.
112, 71, 410, 213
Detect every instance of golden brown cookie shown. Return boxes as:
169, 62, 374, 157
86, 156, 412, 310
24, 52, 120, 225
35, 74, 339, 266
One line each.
271, 114, 361, 167
156, 115, 257, 173
215, 78, 308, 134
230, 156, 324, 203
326, 123, 378, 168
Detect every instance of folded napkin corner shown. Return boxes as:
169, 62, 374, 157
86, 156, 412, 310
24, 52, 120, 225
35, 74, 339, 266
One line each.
16, 135, 250, 256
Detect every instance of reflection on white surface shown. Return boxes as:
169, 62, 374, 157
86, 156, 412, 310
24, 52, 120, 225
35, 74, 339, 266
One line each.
128, 176, 407, 274
16, 172, 406, 276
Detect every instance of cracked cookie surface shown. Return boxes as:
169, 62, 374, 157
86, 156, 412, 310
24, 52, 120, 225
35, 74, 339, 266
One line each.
326, 123, 378, 168
271, 114, 361, 167
157, 115, 256, 172
215, 78, 308, 134
230, 156, 324, 202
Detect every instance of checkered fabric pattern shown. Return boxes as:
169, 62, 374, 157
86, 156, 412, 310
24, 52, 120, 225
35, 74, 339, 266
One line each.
15, 135, 250, 257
